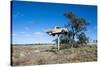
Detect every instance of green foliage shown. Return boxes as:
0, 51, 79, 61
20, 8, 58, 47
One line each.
64, 12, 89, 47
77, 32, 89, 46
54, 12, 90, 48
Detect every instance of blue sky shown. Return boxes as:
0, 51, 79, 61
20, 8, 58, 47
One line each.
11, 1, 97, 44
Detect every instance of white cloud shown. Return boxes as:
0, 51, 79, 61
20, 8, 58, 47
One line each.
93, 26, 97, 30
20, 32, 25, 34
33, 32, 45, 36
24, 27, 29, 30
25, 34, 31, 36
13, 12, 24, 18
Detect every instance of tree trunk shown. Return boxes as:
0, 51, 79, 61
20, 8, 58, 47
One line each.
72, 33, 75, 48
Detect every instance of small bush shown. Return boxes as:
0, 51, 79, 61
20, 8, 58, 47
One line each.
45, 49, 57, 54
51, 46, 57, 49
37, 58, 45, 65
60, 44, 72, 49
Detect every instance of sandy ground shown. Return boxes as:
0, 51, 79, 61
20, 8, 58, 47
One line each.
11, 45, 97, 66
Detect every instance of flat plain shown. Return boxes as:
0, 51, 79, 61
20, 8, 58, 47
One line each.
11, 44, 97, 66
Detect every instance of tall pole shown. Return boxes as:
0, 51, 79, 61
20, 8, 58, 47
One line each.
57, 34, 60, 51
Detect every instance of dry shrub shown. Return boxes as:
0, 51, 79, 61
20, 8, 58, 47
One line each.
37, 58, 45, 65
12, 45, 97, 66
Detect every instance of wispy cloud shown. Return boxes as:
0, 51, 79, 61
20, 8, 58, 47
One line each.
24, 27, 29, 30
93, 26, 97, 30
33, 32, 45, 36
19, 32, 25, 34
13, 12, 24, 18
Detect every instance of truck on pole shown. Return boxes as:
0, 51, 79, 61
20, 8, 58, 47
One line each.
46, 26, 68, 50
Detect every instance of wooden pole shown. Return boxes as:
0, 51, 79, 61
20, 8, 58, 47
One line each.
57, 34, 60, 50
